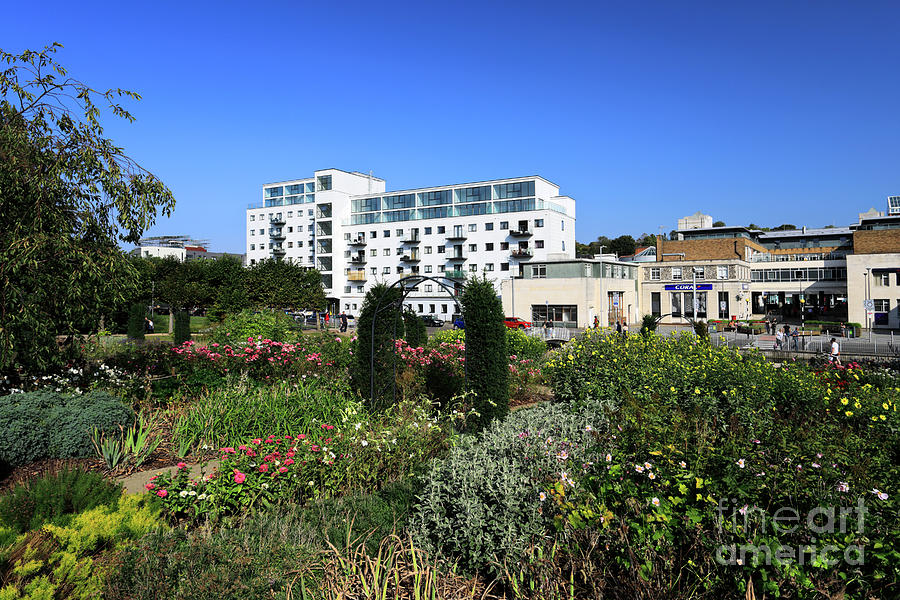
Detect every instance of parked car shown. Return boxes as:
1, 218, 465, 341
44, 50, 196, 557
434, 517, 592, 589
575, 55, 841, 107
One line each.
503, 316, 532, 329
421, 315, 444, 327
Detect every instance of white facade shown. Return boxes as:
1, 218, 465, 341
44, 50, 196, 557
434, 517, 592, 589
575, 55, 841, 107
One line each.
246, 169, 576, 317
889, 196, 900, 216
132, 245, 186, 261
677, 211, 713, 231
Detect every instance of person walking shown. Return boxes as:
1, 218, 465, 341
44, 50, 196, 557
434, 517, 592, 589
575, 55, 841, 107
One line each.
593, 315, 599, 329
829, 337, 841, 366
615, 320, 622, 335
339, 312, 348, 333
622, 321, 629, 337
775, 327, 784, 350
790, 327, 799, 351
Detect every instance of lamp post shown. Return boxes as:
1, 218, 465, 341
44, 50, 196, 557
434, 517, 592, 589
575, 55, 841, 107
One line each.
597, 245, 606, 326
866, 268, 872, 341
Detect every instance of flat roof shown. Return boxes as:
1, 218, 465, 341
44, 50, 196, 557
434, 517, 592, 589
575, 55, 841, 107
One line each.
349, 174, 560, 199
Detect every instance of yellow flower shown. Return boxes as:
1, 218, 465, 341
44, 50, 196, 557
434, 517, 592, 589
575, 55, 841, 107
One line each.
845, 411, 854, 417
840, 398, 849, 405
880, 414, 886, 421
883, 403, 889, 410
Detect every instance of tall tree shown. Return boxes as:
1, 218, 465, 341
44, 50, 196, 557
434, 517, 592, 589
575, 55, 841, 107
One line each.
609, 235, 637, 257
0, 44, 174, 372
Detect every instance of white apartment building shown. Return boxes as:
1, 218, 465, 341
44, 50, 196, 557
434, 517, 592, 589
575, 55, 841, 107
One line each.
246, 169, 576, 317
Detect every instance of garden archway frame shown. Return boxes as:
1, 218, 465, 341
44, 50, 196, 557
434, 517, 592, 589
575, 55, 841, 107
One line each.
369, 275, 467, 405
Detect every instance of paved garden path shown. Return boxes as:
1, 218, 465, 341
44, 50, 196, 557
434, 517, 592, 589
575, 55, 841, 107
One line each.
117, 459, 220, 495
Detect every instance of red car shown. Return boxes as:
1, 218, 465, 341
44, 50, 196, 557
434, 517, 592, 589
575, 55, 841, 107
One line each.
504, 316, 532, 329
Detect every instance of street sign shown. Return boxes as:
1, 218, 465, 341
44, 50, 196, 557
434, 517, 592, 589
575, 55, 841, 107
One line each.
863, 299, 875, 311
719, 301, 727, 312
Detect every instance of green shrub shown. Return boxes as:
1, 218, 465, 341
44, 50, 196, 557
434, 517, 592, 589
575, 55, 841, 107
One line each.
0, 494, 162, 599
460, 276, 508, 426
351, 283, 404, 410
173, 311, 191, 345
209, 309, 296, 345
640, 313, 659, 335
505, 328, 546, 362
428, 328, 464, 347
0, 390, 133, 467
126, 303, 145, 340
410, 400, 611, 574
0, 468, 122, 534
402, 309, 427, 348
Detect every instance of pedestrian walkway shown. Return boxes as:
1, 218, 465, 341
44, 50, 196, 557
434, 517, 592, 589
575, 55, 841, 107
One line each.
117, 459, 219, 495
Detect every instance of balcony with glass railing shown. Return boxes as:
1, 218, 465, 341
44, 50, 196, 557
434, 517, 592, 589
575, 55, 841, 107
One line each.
510, 248, 533, 259
347, 271, 366, 282
269, 229, 285, 241
442, 270, 466, 279
509, 228, 532, 237
400, 252, 420, 262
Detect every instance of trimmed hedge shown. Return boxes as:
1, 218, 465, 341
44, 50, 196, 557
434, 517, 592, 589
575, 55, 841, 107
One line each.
460, 277, 508, 426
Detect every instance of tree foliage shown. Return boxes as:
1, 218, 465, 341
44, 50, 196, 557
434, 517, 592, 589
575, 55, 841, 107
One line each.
461, 276, 508, 427
173, 310, 191, 345
402, 309, 426, 348
126, 303, 145, 340
0, 44, 174, 372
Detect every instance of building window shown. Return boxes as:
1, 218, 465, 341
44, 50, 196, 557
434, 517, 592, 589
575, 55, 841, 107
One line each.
384, 230, 390, 237
651, 292, 661, 317
874, 272, 890, 286
250, 244, 255, 251
287, 242, 293, 248
287, 211, 293, 218
485, 263, 494, 271
874, 299, 890, 311
500, 221, 509, 230
425, 246, 432, 254
383, 266, 390, 274
397, 266, 404, 274
298, 225, 303, 232
437, 226, 445, 234
485, 243, 494, 251
532, 265, 547, 278
288, 227, 293, 233
370, 267, 377, 274
344, 233, 351, 240
396, 247, 404, 256
468, 224, 477, 232
649, 267, 660, 280
485, 222, 494, 231
424, 227, 432, 235
370, 249, 377, 256
535, 219, 544, 228
501, 263, 509, 271
424, 265, 432, 273
344, 286, 351, 294
396, 229, 403, 237
469, 243, 477, 252
671, 267, 682, 280
466, 264, 476, 272
383, 249, 390, 256
717, 266, 729, 280
500, 242, 509, 250
437, 246, 445, 254
357, 286, 364, 292
298, 241, 303, 247
693, 268, 705, 280
250, 215, 255, 222
425, 284, 433, 292
442, 304, 448, 313
561, 221, 565, 230
535, 240, 544, 249
317, 174, 332, 191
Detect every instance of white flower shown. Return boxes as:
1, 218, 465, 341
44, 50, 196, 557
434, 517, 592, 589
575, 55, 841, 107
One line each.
635, 465, 645, 473
361, 440, 368, 446
355, 422, 362, 430
605, 453, 612, 462
679, 461, 687, 468
539, 492, 546, 502
871, 488, 889, 500
651, 497, 660, 507
837, 481, 850, 493
643, 462, 652, 470
179, 490, 189, 498
648, 472, 656, 480
736, 459, 745, 469
198, 493, 208, 500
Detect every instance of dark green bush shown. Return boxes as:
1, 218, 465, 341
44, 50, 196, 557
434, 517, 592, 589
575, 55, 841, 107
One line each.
0, 467, 122, 533
640, 313, 659, 335
351, 283, 404, 410
460, 276, 508, 426
209, 309, 296, 345
173, 310, 191, 344
402, 309, 427, 348
0, 390, 133, 467
127, 303, 145, 340
424, 360, 464, 408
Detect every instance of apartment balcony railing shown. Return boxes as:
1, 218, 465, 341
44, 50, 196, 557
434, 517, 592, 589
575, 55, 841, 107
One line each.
348, 237, 367, 246
351, 256, 367, 264
400, 254, 420, 262
272, 248, 286, 257
451, 252, 467, 260
509, 229, 532, 237
269, 216, 285, 226
446, 232, 467, 241
269, 230, 285, 241
442, 270, 466, 279
347, 271, 366, 281
510, 248, 533, 259
402, 235, 421, 244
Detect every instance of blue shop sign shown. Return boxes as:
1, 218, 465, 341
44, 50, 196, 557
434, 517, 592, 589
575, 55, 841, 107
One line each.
665, 283, 713, 291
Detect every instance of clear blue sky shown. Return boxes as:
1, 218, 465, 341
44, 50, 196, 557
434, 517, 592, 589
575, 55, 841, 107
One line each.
4, 1, 899, 252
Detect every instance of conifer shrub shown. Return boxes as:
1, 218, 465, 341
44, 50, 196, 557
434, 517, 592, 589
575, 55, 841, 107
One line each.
460, 276, 508, 426
126, 303, 145, 340
0, 468, 122, 533
173, 310, 191, 344
402, 309, 427, 348
351, 283, 404, 410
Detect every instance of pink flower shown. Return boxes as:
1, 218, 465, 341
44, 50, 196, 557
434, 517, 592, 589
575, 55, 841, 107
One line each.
259, 463, 269, 472
177, 462, 188, 469
156, 489, 168, 498
278, 466, 288, 473
284, 458, 294, 466
145, 483, 156, 490
233, 469, 246, 484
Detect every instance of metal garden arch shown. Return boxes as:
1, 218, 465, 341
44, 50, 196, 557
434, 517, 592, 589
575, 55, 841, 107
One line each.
369, 275, 467, 406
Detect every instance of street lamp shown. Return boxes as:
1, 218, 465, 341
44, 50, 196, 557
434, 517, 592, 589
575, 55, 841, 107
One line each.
597, 245, 606, 326
866, 268, 872, 341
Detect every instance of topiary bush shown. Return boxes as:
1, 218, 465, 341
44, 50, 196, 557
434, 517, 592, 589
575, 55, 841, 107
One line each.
460, 276, 508, 426
402, 309, 426, 348
126, 303, 145, 340
0, 468, 123, 533
173, 310, 191, 345
351, 283, 404, 410
0, 390, 133, 468
410, 400, 611, 574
